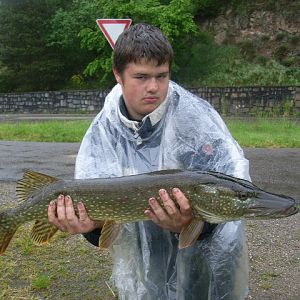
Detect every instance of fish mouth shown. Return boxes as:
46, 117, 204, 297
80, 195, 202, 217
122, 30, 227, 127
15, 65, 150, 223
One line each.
246, 193, 299, 219
283, 205, 299, 216
248, 204, 298, 218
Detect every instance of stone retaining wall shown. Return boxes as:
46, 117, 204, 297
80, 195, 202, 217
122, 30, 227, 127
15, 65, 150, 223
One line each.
191, 86, 300, 116
0, 90, 108, 114
0, 86, 299, 116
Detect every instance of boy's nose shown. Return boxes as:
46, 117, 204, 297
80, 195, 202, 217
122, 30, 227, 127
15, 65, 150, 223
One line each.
147, 77, 159, 93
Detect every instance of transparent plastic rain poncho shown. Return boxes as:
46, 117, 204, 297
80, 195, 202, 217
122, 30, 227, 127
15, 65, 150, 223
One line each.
75, 81, 250, 300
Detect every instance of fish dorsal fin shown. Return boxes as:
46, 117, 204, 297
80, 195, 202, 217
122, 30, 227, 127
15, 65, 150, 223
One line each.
99, 220, 122, 249
30, 220, 58, 245
178, 219, 205, 249
16, 170, 59, 202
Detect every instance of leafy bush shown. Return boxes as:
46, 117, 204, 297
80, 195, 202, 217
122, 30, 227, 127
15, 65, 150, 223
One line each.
238, 40, 257, 61
275, 31, 287, 42
199, 58, 300, 86
274, 44, 289, 60
255, 55, 270, 66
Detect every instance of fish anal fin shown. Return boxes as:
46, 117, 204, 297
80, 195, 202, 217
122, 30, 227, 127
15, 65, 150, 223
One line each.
16, 170, 59, 203
99, 220, 122, 249
30, 220, 58, 245
178, 219, 204, 249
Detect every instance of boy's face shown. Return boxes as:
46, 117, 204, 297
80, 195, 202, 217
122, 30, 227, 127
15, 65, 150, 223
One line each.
113, 59, 170, 120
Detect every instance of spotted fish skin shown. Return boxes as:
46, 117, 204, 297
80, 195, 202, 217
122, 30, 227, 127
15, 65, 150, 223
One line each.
0, 169, 298, 254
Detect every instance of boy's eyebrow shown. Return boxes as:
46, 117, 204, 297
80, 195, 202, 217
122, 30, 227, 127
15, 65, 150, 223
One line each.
133, 71, 169, 76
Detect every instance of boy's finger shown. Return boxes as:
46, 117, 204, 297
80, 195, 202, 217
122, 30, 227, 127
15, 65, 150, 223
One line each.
56, 194, 66, 221
48, 200, 57, 221
65, 195, 78, 223
159, 189, 177, 216
148, 197, 168, 221
78, 202, 89, 222
172, 188, 193, 216
144, 208, 159, 223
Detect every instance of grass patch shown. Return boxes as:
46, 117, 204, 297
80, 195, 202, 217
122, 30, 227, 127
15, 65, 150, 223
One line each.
226, 118, 300, 148
260, 272, 281, 290
31, 274, 53, 290
0, 212, 114, 300
0, 118, 300, 148
0, 120, 91, 142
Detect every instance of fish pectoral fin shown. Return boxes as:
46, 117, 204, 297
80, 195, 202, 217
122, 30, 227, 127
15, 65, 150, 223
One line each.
30, 220, 58, 245
16, 170, 59, 203
178, 219, 205, 249
99, 220, 122, 249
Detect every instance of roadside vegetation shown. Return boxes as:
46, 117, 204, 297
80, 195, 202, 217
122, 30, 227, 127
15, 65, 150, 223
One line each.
225, 118, 300, 148
0, 120, 91, 143
0, 0, 299, 92
0, 118, 299, 148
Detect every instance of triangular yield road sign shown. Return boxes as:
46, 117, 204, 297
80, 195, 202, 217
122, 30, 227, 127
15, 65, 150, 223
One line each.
96, 19, 132, 49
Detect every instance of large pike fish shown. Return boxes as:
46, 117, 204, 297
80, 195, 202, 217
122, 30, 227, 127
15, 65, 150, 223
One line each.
0, 169, 298, 254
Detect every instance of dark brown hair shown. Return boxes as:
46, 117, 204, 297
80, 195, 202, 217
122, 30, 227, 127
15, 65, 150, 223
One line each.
113, 23, 173, 74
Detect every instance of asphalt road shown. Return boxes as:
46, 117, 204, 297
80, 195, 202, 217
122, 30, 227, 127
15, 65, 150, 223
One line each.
0, 141, 299, 203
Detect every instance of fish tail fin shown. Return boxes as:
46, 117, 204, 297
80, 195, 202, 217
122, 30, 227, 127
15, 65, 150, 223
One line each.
30, 220, 58, 245
0, 211, 19, 255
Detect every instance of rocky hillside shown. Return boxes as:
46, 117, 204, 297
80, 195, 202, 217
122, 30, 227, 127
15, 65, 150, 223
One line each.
198, 1, 300, 68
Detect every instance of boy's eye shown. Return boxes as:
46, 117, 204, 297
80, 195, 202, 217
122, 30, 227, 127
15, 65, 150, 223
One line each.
134, 74, 168, 80
135, 76, 147, 80
157, 74, 167, 78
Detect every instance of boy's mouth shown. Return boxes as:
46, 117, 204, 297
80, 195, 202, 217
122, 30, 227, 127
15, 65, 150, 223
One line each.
143, 97, 159, 104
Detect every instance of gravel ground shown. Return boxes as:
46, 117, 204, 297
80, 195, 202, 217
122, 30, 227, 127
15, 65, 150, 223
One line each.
0, 180, 299, 300
246, 215, 299, 299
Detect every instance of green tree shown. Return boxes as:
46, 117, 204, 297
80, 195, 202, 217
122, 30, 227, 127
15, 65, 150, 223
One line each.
0, 0, 71, 92
48, 0, 200, 88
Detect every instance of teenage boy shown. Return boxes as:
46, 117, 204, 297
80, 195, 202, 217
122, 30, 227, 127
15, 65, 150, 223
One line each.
48, 23, 250, 300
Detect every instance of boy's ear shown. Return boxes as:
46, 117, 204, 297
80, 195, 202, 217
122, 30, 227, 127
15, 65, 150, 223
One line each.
113, 68, 122, 84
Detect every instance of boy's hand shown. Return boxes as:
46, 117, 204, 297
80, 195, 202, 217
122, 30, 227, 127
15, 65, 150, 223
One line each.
48, 194, 103, 234
144, 188, 193, 233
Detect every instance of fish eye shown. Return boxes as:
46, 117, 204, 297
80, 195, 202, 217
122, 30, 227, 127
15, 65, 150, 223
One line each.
237, 192, 257, 201
238, 192, 249, 201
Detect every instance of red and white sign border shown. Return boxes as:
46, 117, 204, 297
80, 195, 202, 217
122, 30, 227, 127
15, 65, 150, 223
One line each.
96, 19, 132, 49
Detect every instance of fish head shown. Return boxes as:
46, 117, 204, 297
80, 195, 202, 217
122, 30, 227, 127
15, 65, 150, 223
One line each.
240, 188, 298, 220
191, 171, 298, 223
216, 177, 298, 221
